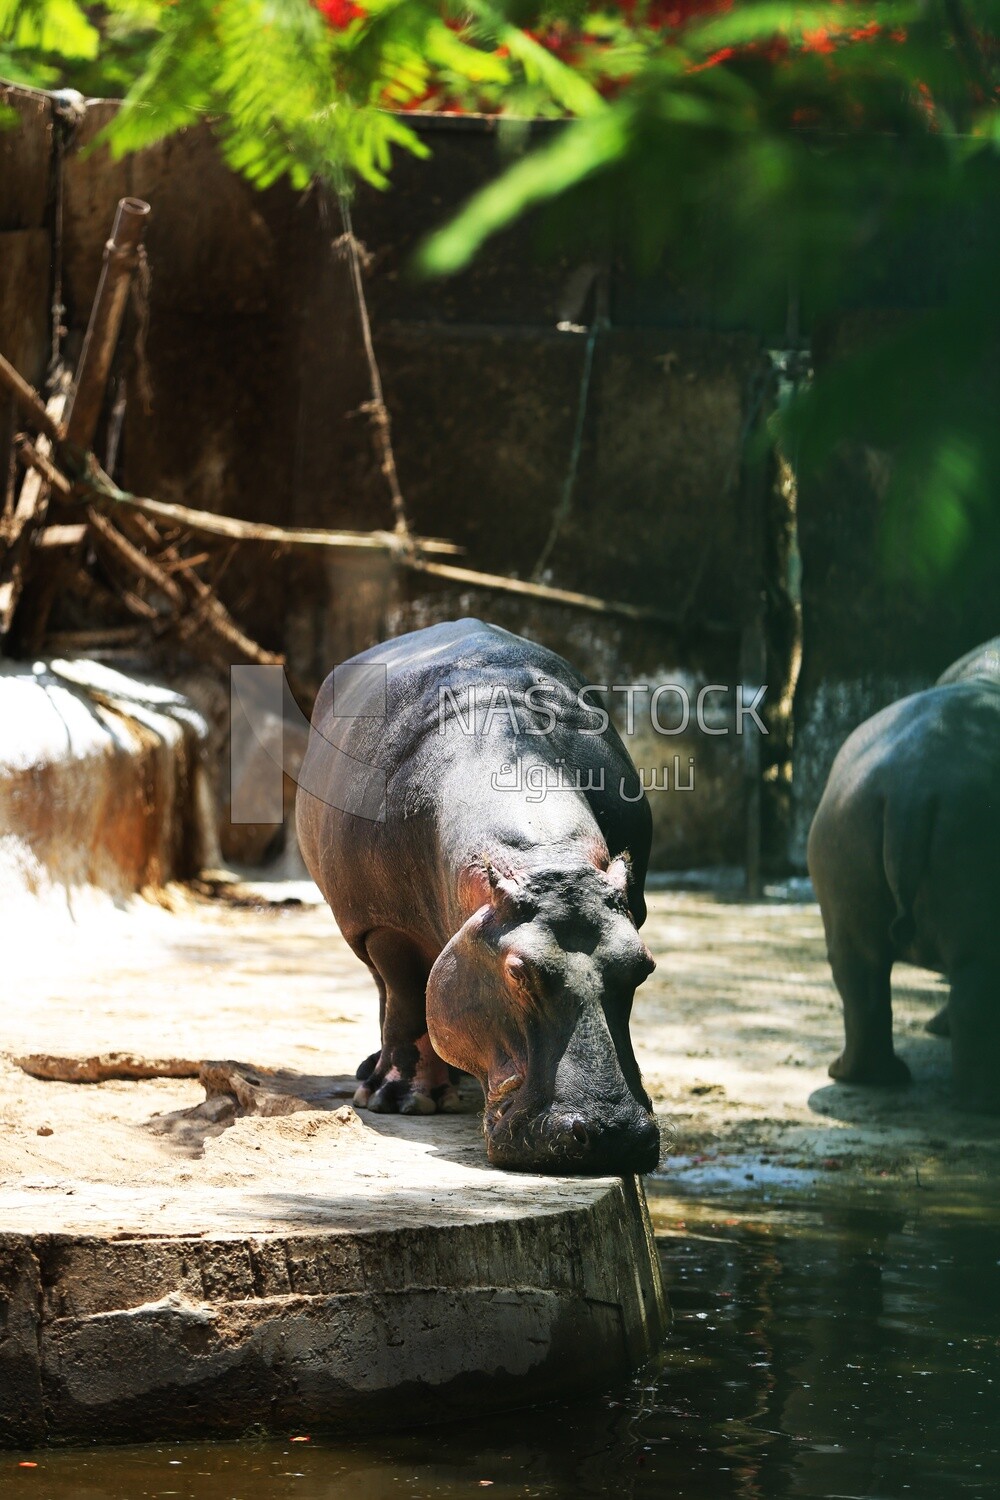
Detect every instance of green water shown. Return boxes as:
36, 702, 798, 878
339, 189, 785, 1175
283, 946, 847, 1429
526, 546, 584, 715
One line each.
12, 1195, 1000, 1500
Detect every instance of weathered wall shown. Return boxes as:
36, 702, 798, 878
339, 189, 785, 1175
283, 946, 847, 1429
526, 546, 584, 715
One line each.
0, 660, 215, 909
2, 90, 772, 871
6, 86, 999, 874
790, 311, 1000, 864
0, 87, 52, 502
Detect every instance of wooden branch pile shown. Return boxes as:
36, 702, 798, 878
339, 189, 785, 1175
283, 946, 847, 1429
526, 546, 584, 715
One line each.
0, 197, 460, 681
0, 196, 709, 680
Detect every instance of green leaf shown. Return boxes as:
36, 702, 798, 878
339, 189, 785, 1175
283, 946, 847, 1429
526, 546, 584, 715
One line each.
419, 104, 629, 273
494, 22, 604, 116
684, 1, 917, 55
0, 0, 99, 59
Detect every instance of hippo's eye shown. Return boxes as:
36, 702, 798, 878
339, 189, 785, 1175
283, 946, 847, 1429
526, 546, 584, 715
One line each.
503, 952, 541, 1010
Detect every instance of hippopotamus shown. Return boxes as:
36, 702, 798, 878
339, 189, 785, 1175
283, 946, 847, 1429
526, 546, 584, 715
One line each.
295, 618, 660, 1174
807, 637, 1000, 1111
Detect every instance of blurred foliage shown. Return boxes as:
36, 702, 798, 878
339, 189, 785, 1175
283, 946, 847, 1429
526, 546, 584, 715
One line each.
2, 0, 1000, 587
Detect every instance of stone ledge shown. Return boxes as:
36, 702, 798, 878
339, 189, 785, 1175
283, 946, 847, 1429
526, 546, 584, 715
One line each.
0, 658, 216, 908
1, 893, 667, 1447
0, 1163, 665, 1447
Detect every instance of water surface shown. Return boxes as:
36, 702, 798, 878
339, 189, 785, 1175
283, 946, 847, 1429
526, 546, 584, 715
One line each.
14, 1193, 999, 1499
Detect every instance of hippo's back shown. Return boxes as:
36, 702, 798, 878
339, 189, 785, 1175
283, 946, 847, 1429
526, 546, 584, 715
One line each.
937, 635, 1000, 687
808, 677, 1000, 967
336, 618, 589, 716
301, 618, 597, 778
296, 619, 650, 937
814, 677, 1000, 816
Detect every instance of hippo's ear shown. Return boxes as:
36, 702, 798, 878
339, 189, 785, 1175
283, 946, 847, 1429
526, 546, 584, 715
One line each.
605, 853, 632, 895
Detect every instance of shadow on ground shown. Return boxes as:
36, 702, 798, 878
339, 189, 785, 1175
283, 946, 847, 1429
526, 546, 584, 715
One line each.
147, 1063, 487, 1162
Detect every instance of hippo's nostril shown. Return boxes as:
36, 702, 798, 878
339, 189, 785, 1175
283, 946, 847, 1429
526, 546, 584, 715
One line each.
571, 1119, 589, 1147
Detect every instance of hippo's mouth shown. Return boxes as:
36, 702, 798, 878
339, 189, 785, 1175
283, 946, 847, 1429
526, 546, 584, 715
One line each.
484, 1080, 661, 1176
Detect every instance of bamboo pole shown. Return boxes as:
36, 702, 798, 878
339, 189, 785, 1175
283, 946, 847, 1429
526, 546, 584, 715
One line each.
87, 509, 185, 608
14, 437, 461, 558
88, 492, 462, 557
12, 434, 72, 497
406, 557, 733, 634
13, 435, 462, 558
14, 434, 734, 637
64, 198, 151, 452
11, 389, 733, 639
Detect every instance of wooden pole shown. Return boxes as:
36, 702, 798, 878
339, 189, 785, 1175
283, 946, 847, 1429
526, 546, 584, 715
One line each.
0, 383, 71, 638
64, 198, 151, 452
0, 352, 65, 445
13, 438, 461, 557
406, 556, 733, 635
87, 491, 462, 557
12, 434, 734, 637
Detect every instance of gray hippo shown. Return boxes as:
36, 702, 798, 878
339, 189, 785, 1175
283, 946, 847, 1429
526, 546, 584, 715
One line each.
807, 637, 1000, 1111
296, 618, 660, 1174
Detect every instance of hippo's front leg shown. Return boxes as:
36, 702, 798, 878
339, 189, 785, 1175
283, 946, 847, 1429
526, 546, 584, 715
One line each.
354, 929, 463, 1116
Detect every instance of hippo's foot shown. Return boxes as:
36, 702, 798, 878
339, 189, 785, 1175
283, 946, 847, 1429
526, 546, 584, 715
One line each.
353, 1034, 463, 1115
926, 1005, 951, 1038
829, 1050, 912, 1087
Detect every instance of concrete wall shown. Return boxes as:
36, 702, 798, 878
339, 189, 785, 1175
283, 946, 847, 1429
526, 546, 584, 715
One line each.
0, 88, 52, 498
2, 88, 777, 872
790, 311, 1000, 863
0, 660, 216, 910
5, 87, 995, 876
15, 88, 994, 874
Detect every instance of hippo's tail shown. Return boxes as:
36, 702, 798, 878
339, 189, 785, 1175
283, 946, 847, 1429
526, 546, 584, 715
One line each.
882, 790, 937, 952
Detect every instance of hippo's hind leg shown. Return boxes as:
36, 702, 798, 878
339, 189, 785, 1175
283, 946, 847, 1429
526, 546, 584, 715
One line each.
827, 937, 911, 1087
947, 959, 1000, 1114
926, 1003, 951, 1037
354, 928, 462, 1116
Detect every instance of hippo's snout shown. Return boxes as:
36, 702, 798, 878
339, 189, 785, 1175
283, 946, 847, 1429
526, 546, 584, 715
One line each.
486, 1104, 660, 1176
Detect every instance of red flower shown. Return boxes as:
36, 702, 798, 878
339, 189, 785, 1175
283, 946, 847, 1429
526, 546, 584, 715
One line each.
315, 0, 365, 28
687, 45, 734, 73
646, 0, 733, 28
801, 27, 836, 55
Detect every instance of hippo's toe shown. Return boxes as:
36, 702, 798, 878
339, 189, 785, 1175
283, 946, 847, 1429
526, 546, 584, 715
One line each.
435, 1083, 464, 1113
397, 1089, 438, 1115
354, 1059, 465, 1115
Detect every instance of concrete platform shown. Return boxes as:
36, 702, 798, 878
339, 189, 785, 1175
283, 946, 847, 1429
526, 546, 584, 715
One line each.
0, 892, 666, 1448
0, 1119, 664, 1449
